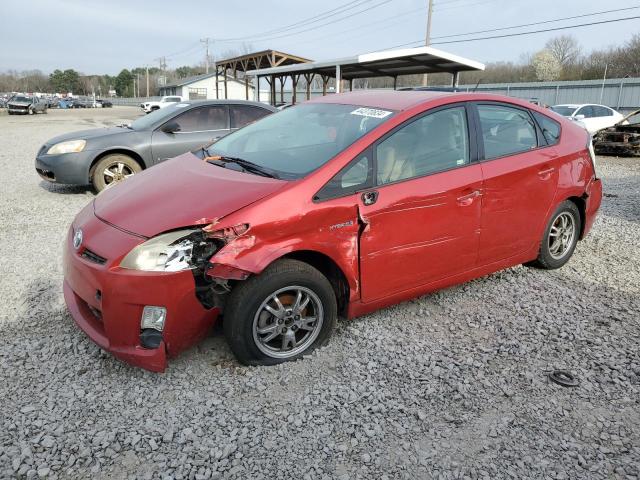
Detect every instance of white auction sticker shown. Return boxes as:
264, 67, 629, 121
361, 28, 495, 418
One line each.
350, 107, 392, 119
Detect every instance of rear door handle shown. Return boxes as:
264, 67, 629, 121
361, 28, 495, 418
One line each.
456, 190, 482, 206
538, 167, 555, 179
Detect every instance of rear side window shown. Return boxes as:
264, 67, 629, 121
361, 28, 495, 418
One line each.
230, 105, 271, 129
594, 106, 613, 117
533, 111, 561, 145
477, 104, 537, 159
577, 106, 596, 118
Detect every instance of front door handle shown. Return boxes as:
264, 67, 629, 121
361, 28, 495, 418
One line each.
361, 190, 379, 206
456, 190, 482, 206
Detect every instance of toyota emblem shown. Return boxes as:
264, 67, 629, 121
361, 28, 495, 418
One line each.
73, 229, 83, 250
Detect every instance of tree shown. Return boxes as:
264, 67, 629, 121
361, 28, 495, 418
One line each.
546, 35, 581, 67
532, 50, 562, 81
114, 69, 133, 97
49, 69, 81, 93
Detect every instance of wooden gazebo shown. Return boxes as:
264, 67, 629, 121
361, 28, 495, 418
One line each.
215, 50, 312, 101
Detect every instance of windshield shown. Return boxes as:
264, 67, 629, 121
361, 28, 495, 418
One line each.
130, 103, 191, 130
208, 103, 394, 179
550, 106, 577, 117
13, 96, 32, 102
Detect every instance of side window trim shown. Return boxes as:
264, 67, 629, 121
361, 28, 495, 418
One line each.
157, 105, 230, 133
471, 101, 547, 162
531, 110, 562, 147
313, 148, 374, 202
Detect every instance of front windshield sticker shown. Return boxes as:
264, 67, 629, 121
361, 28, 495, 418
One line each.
350, 107, 392, 119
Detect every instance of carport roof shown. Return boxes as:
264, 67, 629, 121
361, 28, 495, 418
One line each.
246, 46, 485, 79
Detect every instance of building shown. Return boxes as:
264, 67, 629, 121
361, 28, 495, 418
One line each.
158, 73, 254, 100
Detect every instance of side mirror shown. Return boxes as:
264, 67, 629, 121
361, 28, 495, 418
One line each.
573, 114, 585, 121
162, 121, 181, 134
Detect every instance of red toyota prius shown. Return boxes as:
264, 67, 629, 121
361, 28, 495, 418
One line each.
63, 91, 602, 372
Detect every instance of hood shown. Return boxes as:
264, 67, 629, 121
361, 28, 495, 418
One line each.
8, 99, 32, 106
45, 127, 133, 146
93, 152, 287, 237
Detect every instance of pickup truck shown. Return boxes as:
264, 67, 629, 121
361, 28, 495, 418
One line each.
140, 96, 184, 114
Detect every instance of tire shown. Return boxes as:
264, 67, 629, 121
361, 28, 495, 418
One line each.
528, 201, 581, 270
91, 153, 142, 192
224, 259, 337, 366
28, 108, 34, 115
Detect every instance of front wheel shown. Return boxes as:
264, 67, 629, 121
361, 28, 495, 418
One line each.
91, 154, 142, 192
528, 201, 581, 269
224, 259, 337, 366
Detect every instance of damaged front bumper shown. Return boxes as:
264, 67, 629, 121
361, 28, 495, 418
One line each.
63, 206, 220, 372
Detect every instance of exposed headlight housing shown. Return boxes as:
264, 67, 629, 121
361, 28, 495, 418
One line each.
119, 229, 220, 272
47, 139, 86, 155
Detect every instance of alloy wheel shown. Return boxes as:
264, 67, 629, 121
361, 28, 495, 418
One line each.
252, 286, 324, 359
103, 162, 135, 189
548, 212, 576, 260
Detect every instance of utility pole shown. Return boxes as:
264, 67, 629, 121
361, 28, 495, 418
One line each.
155, 56, 167, 88
422, 0, 434, 87
145, 66, 149, 97
201, 38, 210, 74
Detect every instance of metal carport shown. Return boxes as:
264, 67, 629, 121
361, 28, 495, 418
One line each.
246, 46, 485, 105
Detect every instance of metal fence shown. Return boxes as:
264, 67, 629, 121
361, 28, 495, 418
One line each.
109, 96, 161, 106
454, 77, 640, 114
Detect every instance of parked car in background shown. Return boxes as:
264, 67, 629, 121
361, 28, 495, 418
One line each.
36, 100, 276, 191
62, 91, 602, 372
96, 99, 113, 108
550, 104, 624, 135
141, 96, 183, 113
7, 95, 48, 115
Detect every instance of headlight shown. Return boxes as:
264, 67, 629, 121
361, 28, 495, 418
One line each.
47, 139, 86, 155
120, 229, 221, 272
120, 229, 199, 272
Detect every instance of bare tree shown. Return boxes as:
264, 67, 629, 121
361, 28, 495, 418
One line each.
546, 35, 581, 67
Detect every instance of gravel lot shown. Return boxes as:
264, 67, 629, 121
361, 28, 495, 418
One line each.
0, 107, 638, 480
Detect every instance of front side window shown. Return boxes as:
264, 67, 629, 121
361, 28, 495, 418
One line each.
173, 106, 228, 132
230, 105, 271, 129
315, 151, 373, 200
209, 103, 394, 179
376, 106, 469, 185
477, 104, 537, 160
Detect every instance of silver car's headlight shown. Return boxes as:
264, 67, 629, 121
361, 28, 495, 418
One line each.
120, 229, 203, 272
47, 139, 86, 155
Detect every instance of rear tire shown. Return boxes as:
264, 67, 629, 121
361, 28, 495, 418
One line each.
528, 201, 581, 270
223, 259, 337, 366
91, 154, 142, 192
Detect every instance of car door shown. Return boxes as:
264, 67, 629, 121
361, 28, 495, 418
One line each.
151, 105, 230, 163
575, 105, 596, 133
474, 102, 559, 265
356, 104, 483, 303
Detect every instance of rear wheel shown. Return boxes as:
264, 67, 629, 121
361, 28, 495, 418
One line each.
223, 259, 337, 366
91, 154, 142, 192
528, 201, 581, 269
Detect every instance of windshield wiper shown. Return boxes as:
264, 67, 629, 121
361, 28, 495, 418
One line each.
204, 154, 279, 179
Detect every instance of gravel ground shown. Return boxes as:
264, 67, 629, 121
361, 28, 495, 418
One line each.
0, 108, 639, 480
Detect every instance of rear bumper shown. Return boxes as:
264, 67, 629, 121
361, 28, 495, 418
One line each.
63, 208, 219, 372
583, 177, 602, 238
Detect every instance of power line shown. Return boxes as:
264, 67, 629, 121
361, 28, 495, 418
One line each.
434, 0, 501, 11
386, 14, 640, 49
432, 6, 640, 39
233, 0, 393, 44
216, 0, 377, 42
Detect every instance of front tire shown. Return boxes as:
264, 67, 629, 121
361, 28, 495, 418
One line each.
529, 201, 581, 270
91, 154, 142, 192
224, 259, 337, 366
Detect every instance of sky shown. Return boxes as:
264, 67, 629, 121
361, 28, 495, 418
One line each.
1, 0, 639, 75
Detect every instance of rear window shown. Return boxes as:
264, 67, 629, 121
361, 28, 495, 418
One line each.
533, 111, 561, 145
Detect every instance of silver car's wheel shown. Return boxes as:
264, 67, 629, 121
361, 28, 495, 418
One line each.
252, 286, 324, 359
548, 212, 576, 260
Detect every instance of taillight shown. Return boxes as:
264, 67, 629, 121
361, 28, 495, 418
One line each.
587, 134, 598, 179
